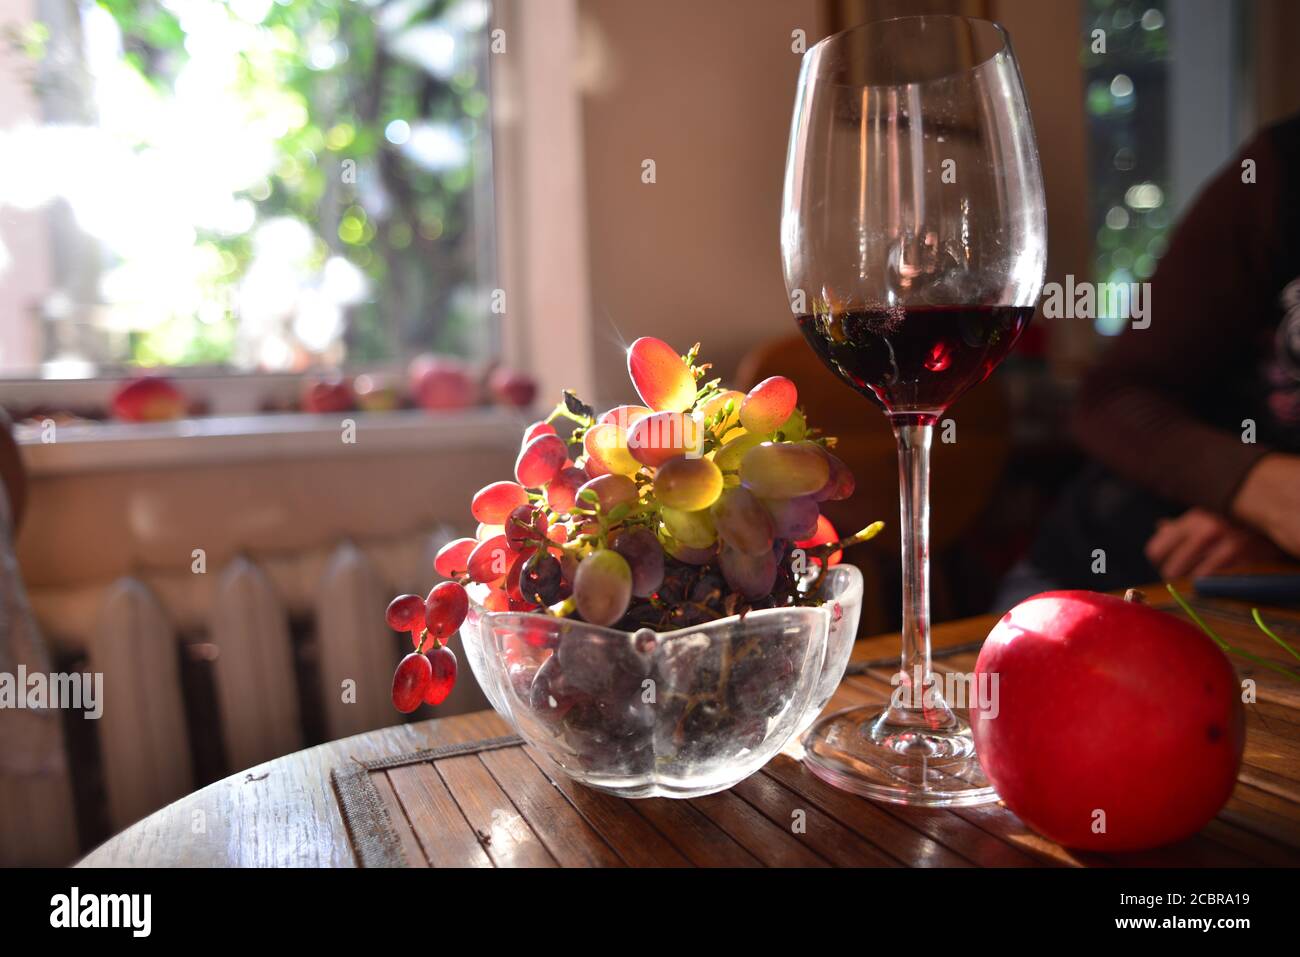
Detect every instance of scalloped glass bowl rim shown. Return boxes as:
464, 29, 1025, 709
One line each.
463, 563, 863, 640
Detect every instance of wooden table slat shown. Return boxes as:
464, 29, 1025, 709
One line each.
434, 755, 558, 868
730, 771, 901, 867
368, 770, 432, 868
629, 797, 763, 868
478, 747, 625, 868
385, 763, 492, 868
688, 789, 830, 867
762, 756, 973, 867
519, 747, 693, 867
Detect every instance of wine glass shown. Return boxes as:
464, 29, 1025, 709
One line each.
781, 15, 1046, 806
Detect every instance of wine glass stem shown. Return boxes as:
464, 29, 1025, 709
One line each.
889, 417, 956, 731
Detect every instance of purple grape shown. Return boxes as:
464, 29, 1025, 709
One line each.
719, 545, 778, 599
521, 552, 562, 604
611, 526, 666, 597
710, 486, 775, 556
763, 495, 820, 539
814, 449, 855, 502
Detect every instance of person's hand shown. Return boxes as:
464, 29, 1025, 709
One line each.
1145, 507, 1283, 579
1231, 453, 1300, 558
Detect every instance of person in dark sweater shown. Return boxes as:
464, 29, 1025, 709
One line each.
999, 114, 1300, 602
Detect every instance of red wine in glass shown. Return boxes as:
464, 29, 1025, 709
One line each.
796, 304, 1032, 419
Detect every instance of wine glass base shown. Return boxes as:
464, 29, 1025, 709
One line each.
801, 704, 1001, 807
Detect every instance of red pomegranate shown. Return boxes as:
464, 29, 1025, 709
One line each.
971, 589, 1244, 851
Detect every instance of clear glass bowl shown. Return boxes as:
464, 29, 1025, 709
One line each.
459, 564, 862, 798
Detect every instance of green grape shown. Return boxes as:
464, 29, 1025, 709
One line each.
573, 549, 633, 626
660, 506, 717, 548
714, 431, 764, 471
710, 486, 774, 556
739, 441, 830, 498
654, 456, 723, 510
775, 407, 807, 441
663, 535, 718, 565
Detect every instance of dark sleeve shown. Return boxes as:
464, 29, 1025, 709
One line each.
1070, 129, 1280, 514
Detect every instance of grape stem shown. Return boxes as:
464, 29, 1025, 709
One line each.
805, 521, 885, 559
544, 402, 593, 429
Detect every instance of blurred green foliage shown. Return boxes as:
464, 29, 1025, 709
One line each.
99, 0, 488, 366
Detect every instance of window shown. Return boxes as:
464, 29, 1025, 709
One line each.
1080, 0, 1251, 335
0, 0, 496, 380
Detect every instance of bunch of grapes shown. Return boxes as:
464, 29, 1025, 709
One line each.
384, 337, 876, 713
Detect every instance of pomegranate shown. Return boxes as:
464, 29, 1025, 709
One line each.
971, 589, 1244, 851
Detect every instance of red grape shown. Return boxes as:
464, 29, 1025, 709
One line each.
626, 411, 702, 467
471, 481, 529, 524
385, 594, 426, 632
522, 420, 557, 444
392, 652, 432, 713
546, 465, 587, 512
434, 537, 476, 578
515, 433, 567, 488
504, 504, 547, 551
627, 337, 696, 412
739, 376, 798, 434
425, 581, 469, 642
576, 473, 638, 513
423, 646, 457, 705
468, 534, 514, 583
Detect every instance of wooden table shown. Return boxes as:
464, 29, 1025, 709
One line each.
79, 588, 1300, 867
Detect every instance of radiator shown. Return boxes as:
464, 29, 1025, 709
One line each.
26, 530, 488, 855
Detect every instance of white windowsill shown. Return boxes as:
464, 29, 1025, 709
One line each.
17, 407, 527, 477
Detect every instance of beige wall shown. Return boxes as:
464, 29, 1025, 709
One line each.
575, 0, 1096, 396
992, 0, 1092, 376
577, 0, 824, 401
